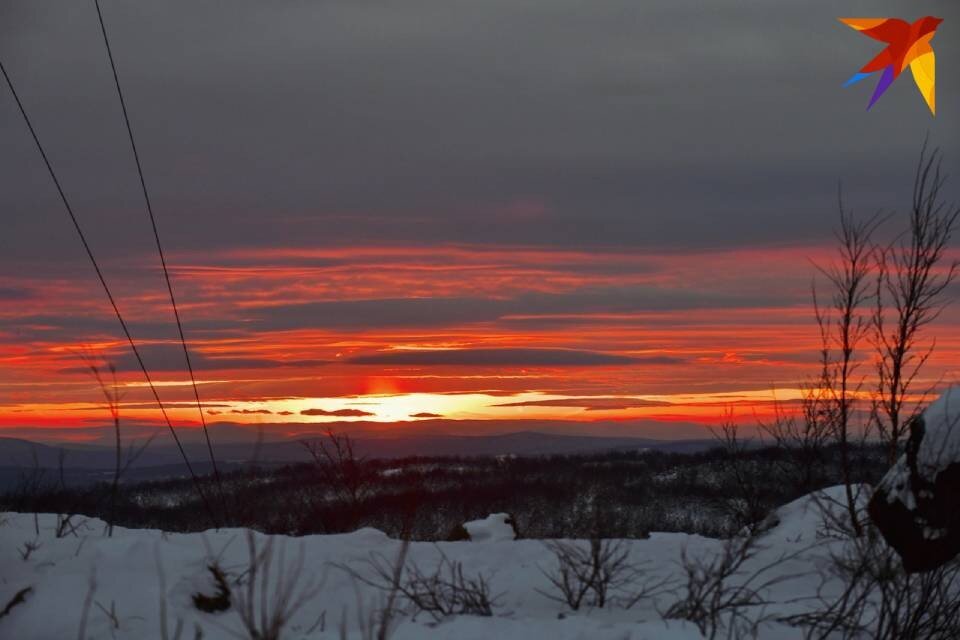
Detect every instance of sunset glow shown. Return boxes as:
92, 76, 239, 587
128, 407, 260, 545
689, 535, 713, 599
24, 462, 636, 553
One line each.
2, 0, 957, 448
3, 243, 959, 443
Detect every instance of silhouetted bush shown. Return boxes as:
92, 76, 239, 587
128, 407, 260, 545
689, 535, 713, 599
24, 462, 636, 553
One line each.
0, 444, 889, 540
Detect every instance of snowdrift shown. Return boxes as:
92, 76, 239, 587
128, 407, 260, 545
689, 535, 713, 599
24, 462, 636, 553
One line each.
0, 488, 867, 640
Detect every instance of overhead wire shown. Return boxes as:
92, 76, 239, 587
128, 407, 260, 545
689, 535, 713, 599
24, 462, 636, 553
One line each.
0, 55, 219, 530
92, 0, 227, 521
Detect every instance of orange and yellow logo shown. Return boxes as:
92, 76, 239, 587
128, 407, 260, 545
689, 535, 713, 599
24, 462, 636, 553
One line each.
840, 17, 941, 115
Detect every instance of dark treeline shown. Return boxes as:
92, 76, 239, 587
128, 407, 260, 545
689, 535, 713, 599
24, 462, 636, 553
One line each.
1, 441, 889, 540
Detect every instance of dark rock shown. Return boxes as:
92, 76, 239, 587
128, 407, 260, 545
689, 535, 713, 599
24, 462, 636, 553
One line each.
869, 395, 960, 573
445, 523, 471, 541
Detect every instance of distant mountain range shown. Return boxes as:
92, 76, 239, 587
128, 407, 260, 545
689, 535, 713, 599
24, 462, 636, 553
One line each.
0, 431, 718, 489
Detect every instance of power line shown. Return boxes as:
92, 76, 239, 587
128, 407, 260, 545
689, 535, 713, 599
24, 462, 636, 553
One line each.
92, 0, 227, 520
0, 56, 218, 529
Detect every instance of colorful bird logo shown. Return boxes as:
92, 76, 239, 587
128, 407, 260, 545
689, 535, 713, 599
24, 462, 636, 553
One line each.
839, 16, 942, 115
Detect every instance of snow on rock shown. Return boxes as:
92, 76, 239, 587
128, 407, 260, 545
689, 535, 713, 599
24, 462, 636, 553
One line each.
914, 386, 960, 480
462, 513, 516, 542
869, 386, 960, 572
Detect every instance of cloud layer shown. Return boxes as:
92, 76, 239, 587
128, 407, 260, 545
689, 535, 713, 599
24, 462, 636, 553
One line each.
1, 0, 958, 437
346, 348, 671, 366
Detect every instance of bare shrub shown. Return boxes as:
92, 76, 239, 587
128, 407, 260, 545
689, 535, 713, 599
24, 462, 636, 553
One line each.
810, 484, 872, 541
192, 563, 232, 613
0, 586, 32, 619
537, 537, 641, 610
18, 539, 41, 561
812, 205, 882, 538
785, 527, 960, 639
808, 146, 958, 538
664, 535, 801, 639
340, 589, 396, 640
227, 530, 324, 640
77, 570, 97, 640
340, 539, 408, 640
84, 357, 154, 536
43, 448, 88, 540
11, 448, 48, 511
95, 599, 120, 632
760, 384, 832, 495
301, 430, 374, 526
343, 542, 498, 623
401, 552, 497, 620
712, 418, 770, 534
56, 512, 85, 539
538, 480, 664, 610
873, 144, 959, 465
155, 548, 198, 640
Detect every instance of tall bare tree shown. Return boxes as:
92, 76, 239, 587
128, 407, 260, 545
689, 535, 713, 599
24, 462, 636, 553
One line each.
815, 204, 882, 536
301, 429, 374, 528
873, 145, 960, 464
87, 361, 122, 536
759, 377, 834, 495
84, 355, 154, 536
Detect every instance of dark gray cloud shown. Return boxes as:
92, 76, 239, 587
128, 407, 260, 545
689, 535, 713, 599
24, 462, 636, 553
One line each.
1, 0, 958, 361
411, 412, 443, 418
0, 313, 248, 344
242, 286, 797, 331
300, 408, 375, 417
490, 397, 673, 410
75, 402, 231, 411
57, 343, 329, 373
346, 348, 676, 366
1, 0, 957, 273
0, 286, 36, 300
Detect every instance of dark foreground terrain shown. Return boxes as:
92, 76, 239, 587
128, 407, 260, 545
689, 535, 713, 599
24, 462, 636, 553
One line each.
1, 438, 888, 540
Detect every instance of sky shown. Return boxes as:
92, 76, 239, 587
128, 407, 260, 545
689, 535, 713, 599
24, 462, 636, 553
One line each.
1, 1, 959, 444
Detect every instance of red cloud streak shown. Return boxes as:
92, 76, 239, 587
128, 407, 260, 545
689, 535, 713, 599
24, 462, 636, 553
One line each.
2, 243, 958, 438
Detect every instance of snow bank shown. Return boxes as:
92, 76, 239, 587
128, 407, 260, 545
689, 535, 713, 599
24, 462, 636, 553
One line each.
0, 495, 861, 639
0, 512, 704, 639
462, 513, 516, 542
761, 484, 871, 544
387, 617, 700, 640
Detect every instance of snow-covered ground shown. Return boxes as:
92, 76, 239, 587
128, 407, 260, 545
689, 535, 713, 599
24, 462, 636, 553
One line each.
0, 488, 872, 640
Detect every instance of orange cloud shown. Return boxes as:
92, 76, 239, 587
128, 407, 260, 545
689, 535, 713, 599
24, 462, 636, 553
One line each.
2, 243, 958, 437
